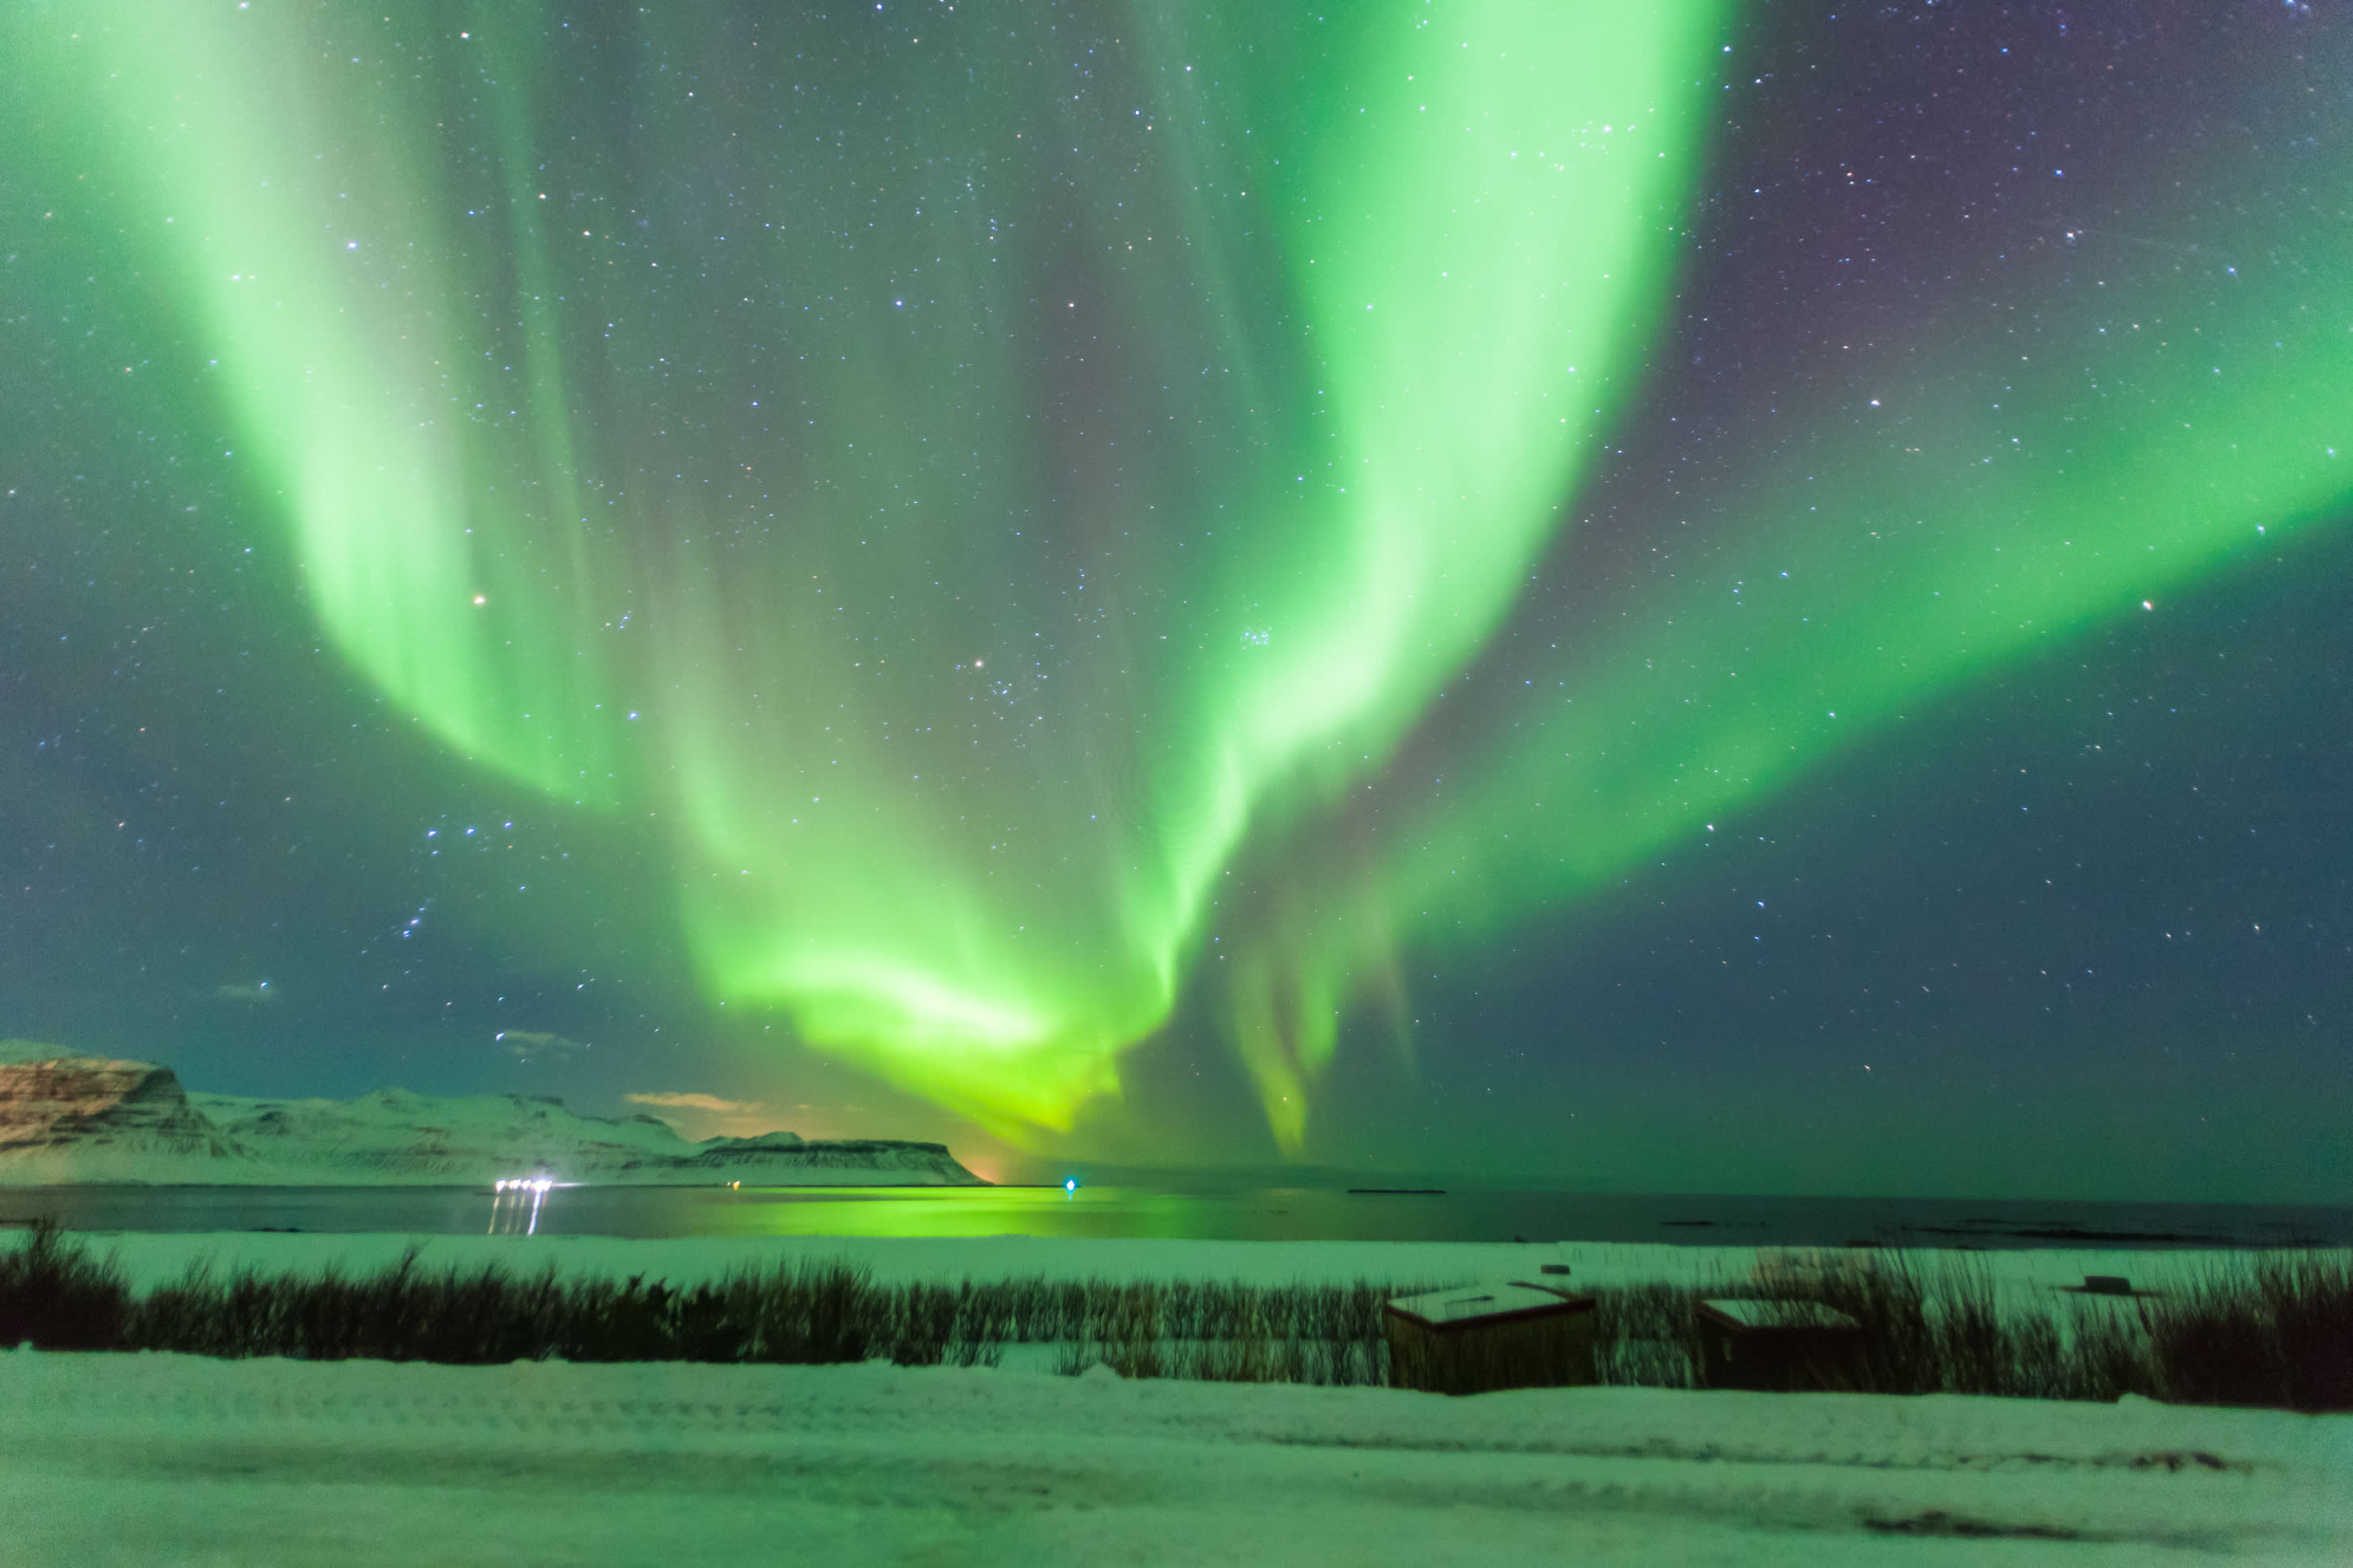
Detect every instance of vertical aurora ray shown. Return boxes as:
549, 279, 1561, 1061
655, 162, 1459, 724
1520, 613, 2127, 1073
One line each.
1095, 5, 1734, 1144
26, 3, 1730, 1139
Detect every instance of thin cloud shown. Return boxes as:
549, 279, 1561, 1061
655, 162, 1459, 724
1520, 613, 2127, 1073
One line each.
496, 1029, 587, 1059
625, 1091, 762, 1115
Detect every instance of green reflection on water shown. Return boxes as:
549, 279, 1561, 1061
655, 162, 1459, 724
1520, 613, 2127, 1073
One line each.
684, 1186, 1340, 1242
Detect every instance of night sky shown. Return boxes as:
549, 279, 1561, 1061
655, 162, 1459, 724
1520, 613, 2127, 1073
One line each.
3, 3, 2347, 1199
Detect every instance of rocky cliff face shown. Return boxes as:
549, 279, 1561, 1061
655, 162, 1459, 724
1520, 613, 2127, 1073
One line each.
0, 1044, 982, 1186
0, 1045, 252, 1180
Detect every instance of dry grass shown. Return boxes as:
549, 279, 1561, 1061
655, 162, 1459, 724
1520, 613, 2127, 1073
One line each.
1590, 1247, 2352, 1409
0, 1218, 129, 1351
3, 1222, 2345, 1407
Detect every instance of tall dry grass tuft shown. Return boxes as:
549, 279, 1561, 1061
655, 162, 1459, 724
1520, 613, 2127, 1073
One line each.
1592, 1282, 1702, 1387
2147, 1252, 2353, 1411
0, 1218, 131, 1351
1046, 1276, 1398, 1385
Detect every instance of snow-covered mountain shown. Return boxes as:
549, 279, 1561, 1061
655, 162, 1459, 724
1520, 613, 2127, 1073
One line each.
0, 1044, 982, 1186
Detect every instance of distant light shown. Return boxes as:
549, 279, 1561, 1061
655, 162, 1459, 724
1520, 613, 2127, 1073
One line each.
1064, 1176, 1079, 1194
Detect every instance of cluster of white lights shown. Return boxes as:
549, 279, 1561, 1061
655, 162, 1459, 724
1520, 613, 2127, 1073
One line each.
488, 1176, 567, 1236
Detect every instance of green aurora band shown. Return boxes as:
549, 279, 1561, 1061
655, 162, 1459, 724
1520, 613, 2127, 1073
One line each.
1226, 245, 2353, 1141
17, 4, 2347, 1148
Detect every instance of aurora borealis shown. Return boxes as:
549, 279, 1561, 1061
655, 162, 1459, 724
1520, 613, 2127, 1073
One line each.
4, 3, 2349, 1197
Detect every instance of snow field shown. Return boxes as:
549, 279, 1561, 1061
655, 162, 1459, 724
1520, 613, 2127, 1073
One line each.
2, 1345, 2346, 1565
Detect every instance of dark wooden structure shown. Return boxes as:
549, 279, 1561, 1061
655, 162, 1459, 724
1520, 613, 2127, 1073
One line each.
1383, 1282, 1598, 1396
1695, 1298, 1868, 1392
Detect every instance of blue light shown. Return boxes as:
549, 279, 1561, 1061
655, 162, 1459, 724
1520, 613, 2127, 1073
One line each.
1063, 1176, 1079, 1194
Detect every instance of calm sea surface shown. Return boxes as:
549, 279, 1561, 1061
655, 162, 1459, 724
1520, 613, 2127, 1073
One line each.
3, 1184, 2347, 1249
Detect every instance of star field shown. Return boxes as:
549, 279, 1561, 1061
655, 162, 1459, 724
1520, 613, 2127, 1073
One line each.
2, 2, 2347, 1197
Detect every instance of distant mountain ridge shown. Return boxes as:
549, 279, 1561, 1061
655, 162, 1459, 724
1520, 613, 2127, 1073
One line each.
0, 1043, 983, 1186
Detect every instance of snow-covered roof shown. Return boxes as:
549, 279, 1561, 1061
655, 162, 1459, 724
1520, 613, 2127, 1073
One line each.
1697, 1299, 1862, 1332
1385, 1281, 1592, 1330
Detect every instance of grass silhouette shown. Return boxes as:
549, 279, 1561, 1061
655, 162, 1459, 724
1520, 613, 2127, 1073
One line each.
3, 1222, 2345, 1408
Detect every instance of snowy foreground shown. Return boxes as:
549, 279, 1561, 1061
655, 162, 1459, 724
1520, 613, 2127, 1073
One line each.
4, 1233, 2347, 1564
2, 1347, 2347, 1565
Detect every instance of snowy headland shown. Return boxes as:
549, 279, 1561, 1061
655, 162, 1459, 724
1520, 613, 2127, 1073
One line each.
0, 1044, 981, 1186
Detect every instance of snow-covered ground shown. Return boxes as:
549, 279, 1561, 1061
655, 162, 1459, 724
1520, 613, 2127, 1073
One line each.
6, 1231, 2347, 1562
2, 1345, 2345, 1565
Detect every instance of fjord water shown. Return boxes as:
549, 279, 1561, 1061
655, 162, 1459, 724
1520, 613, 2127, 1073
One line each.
3, 1184, 2345, 1249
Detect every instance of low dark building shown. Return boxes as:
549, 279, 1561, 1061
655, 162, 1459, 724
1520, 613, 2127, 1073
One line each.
1695, 1298, 1869, 1391
1384, 1282, 1598, 1396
